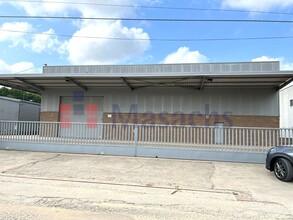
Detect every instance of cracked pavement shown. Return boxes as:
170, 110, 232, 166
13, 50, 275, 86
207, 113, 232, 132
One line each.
0, 150, 292, 219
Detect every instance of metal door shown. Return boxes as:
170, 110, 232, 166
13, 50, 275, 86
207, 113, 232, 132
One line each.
59, 96, 103, 138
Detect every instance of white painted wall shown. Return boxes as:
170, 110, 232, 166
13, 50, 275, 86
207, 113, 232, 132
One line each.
41, 87, 279, 116
280, 85, 293, 128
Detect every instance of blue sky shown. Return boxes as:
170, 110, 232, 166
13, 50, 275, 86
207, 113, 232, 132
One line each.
0, 0, 293, 74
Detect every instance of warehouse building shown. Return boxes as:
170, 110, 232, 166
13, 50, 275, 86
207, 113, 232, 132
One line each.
0, 61, 293, 163
0, 61, 292, 129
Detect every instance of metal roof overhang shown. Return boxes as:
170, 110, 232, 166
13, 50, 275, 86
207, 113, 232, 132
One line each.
0, 73, 292, 94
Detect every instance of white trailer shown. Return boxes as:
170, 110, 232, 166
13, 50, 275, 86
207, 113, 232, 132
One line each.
280, 84, 293, 128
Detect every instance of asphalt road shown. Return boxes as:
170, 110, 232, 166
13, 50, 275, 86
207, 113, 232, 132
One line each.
0, 150, 292, 219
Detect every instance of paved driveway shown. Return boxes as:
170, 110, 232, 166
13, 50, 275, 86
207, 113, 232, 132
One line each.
0, 150, 292, 219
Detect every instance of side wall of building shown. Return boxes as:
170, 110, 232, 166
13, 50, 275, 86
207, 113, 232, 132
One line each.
40, 87, 279, 128
18, 102, 41, 121
0, 99, 20, 121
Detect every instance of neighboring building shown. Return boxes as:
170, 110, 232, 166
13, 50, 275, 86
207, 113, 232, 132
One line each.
0, 61, 292, 129
280, 84, 293, 128
0, 96, 40, 121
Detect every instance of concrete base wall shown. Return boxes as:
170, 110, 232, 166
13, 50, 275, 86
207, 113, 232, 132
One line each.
0, 141, 266, 164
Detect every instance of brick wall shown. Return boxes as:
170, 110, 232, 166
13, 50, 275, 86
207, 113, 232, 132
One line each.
40, 112, 59, 122
39, 112, 59, 137
40, 111, 279, 128
103, 112, 279, 128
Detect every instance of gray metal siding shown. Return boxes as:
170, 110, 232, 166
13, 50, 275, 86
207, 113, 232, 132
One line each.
0, 99, 20, 121
18, 102, 40, 121
41, 87, 279, 116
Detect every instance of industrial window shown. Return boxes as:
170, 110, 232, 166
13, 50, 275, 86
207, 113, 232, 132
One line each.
291, 99, 293, 107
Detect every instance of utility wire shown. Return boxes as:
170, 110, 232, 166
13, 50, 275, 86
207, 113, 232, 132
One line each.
1, 28, 293, 42
0, 64, 42, 75
14, 64, 42, 74
1, 0, 293, 16
1, 15, 293, 23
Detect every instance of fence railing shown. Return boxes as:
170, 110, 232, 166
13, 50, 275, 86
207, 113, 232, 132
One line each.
0, 121, 292, 153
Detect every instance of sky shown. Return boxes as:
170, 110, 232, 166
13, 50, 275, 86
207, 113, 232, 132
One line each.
0, 0, 293, 74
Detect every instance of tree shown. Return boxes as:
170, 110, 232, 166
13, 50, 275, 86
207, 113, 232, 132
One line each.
0, 87, 41, 103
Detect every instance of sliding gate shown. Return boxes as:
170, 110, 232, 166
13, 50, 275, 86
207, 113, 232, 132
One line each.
0, 121, 293, 163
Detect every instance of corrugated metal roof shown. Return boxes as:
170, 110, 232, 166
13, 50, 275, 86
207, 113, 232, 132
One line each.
0, 62, 292, 93
0, 74, 292, 93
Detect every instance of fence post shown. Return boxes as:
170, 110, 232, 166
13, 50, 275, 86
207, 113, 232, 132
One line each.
134, 124, 138, 157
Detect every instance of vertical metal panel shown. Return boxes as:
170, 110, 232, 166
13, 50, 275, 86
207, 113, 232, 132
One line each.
43, 62, 280, 75
18, 101, 40, 121
41, 87, 279, 117
0, 99, 19, 121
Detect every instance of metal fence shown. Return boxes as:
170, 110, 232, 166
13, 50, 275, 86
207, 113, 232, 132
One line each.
0, 121, 293, 153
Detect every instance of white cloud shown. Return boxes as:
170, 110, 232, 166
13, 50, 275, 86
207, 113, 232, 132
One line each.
222, 0, 293, 11
0, 22, 32, 46
252, 56, 293, 70
0, 22, 61, 53
252, 56, 279, 62
66, 21, 150, 64
29, 29, 62, 53
1, 0, 153, 64
0, 60, 35, 74
8, 0, 136, 17
162, 47, 209, 64
6, 0, 161, 17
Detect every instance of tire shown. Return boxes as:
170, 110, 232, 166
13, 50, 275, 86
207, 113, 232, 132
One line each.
274, 158, 293, 182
